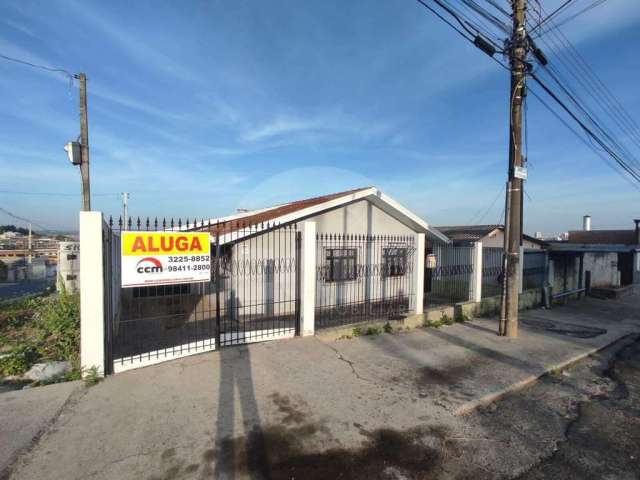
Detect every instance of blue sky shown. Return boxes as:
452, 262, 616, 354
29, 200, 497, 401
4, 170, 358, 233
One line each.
0, 0, 639, 235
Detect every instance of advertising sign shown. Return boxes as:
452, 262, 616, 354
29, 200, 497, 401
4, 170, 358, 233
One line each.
121, 231, 211, 288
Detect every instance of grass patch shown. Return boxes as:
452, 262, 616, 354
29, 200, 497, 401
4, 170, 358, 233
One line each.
424, 318, 443, 329
0, 288, 80, 378
352, 326, 382, 337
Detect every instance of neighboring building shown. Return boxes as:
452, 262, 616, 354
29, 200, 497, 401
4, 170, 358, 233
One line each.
434, 224, 545, 250
547, 217, 640, 293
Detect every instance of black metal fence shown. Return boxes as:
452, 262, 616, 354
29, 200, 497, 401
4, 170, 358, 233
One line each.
481, 247, 503, 298
105, 217, 299, 370
315, 233, 415, 329
523, 251, 546, 290
425, 244, 474, 305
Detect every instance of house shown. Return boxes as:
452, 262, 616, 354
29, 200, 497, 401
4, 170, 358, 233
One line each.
434, 224, 545, 249
112, 187, 448, 369
196, 186, 448, 328
547, 217, 640, 293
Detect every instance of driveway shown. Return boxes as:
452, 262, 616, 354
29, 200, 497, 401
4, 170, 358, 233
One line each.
3, 293, 640, 480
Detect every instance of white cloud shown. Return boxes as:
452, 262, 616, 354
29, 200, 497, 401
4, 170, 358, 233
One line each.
240, 111, 394, 144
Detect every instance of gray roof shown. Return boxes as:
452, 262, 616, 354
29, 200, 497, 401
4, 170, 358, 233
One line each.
434, 225, 501, 242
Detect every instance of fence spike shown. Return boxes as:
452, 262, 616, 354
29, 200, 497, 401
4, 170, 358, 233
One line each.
162, 217, 166, 231
170, 218, 174, 229
108, 216, 113, 227
178, 218, 182, 229
145, 218, 150, 230
136, 217, 141, 230
154, 217, 158, 231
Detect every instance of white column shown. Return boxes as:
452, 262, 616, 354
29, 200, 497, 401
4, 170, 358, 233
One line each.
471, 241, 483, 302
413, 233, 425, 315
80, 211, 106, 376
300, 221, 316, 336
519, 245, 525, 294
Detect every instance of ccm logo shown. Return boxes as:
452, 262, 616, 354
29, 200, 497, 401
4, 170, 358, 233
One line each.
136, 257, 163, 273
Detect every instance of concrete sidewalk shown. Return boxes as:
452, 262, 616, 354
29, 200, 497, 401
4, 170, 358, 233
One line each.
3, 294, 640, 480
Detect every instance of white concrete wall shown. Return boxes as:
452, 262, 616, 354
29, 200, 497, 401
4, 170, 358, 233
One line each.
583, 252, 618, 288
223, 199, 422, 320
311, 199, 415, 236
80, 212, 105, 376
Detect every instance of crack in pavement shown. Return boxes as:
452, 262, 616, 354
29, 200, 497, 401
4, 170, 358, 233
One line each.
314, 338, 377, 384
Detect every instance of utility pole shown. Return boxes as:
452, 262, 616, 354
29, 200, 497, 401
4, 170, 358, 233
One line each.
500, 0, 528, 338
27, 223, 32, 265
122, 192, 129, 228
78, 73, 91, 211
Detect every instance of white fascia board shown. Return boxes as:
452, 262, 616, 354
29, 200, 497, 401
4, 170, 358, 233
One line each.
371, 191, 451, 243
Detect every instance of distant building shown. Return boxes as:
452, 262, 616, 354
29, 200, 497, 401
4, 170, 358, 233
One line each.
434, 224, 545, 250
547, 218, 640, 291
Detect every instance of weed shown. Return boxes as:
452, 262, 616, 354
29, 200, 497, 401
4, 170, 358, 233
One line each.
441, 313, 455, 325
0, 344, 38, 376
455, 312, 471, 323
424, 319, 443, 329
83, 366, 102, 387
352, 326, 382, 337
383, 322, 393, 334
0, 289, 80, 378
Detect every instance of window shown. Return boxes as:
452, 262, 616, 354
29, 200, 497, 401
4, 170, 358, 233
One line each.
383, 247, 408, 277
132, 283, 191, 298
326, 248, 357, 282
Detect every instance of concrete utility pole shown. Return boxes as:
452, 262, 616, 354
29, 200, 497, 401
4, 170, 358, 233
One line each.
499, 0, 528, 337
27, 223, 32, 265
78, 73, 91, 211
122, 192, 129, 228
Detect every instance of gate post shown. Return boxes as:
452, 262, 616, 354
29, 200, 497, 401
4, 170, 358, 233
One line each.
413, 233, 425, 315
471, 241, 483, 302
300, 221, 316, 336
80, 211, 106, 376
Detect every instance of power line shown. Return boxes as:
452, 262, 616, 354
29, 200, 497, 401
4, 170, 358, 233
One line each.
0, 53, 75, 79
416, 0, 639, 187
528, 86, 640, 191
0, 190, 121, 197
414, 0, 475, 41
0, 207, 52, 232
529, 72, 640, 183
468, 184, 505, 224
529, 0, 575, 34
534, 0, 609, 37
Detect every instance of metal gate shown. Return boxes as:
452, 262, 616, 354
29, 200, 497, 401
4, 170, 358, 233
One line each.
104, 218, 300, 372
315, 233, 415, 329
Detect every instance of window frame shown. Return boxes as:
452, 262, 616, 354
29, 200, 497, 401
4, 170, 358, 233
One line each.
132, 283, 191, 298
325, 247, 358, 283
382, 246, 408, 278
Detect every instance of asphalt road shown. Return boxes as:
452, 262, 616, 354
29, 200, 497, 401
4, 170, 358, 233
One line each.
444, 334, 640, 480
0, 280, 53, 300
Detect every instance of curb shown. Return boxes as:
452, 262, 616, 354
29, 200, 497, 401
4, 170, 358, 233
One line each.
454, 333, 637, 417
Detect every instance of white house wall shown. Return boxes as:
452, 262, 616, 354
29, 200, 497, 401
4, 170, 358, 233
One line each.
226, 200, 419, 321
